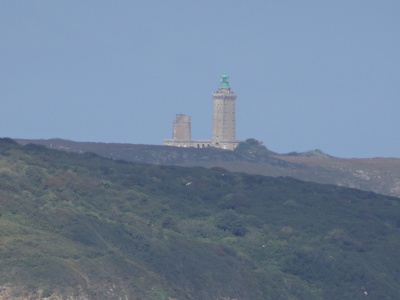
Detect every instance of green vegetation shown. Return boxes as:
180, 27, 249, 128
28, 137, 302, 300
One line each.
1, 138, 400, 299
284, 148, 331, 157
234, 138, 276, 156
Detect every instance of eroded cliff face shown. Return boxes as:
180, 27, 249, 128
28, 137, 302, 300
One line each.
0, 285, 89, 300
273, 155, 400, 198
0, 284, 179, 300
0, 282, 148, 300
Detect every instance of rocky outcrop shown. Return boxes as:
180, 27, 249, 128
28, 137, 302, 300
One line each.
0, 285, 89, 300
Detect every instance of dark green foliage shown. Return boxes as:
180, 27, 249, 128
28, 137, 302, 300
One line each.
234, 138, 276, 156
0, 137, 18, 144
1, 138, 400, 299
216, 210, 247, 236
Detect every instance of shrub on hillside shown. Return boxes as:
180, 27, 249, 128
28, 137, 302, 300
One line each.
216, 210, 247, 237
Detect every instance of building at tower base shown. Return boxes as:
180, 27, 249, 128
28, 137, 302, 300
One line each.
163, 113, 212, 148
164, 74, 240, 150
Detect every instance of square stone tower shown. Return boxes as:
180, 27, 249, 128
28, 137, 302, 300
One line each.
172, 113, 191, 141
211, 73, 238, 150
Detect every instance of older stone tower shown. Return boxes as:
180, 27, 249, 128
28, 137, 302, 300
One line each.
172, 113, 191, 141
211, 73, 238, 150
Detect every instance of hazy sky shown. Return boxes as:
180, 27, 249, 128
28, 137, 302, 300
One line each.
1, 1, 399, 158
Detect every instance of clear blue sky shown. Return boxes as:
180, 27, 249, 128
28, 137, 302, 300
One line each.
1, 1, 399, 158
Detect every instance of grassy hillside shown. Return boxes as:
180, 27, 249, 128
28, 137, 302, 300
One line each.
1, 138, 400, 299
15, 138, 400, 198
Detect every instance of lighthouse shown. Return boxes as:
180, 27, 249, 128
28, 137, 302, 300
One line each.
211, 73, 238, 150
164, 73, 240, 150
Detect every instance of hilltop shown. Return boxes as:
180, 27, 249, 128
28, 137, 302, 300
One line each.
15, 138, 400, 198
1, 138, 400, 299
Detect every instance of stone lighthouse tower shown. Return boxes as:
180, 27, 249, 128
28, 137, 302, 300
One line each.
211, 73, 238, 150
164, 73, 240, 150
